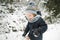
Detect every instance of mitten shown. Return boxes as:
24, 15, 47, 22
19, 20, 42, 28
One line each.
33, 29, 40, 37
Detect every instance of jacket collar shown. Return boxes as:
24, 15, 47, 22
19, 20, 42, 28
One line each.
27, 15, 41, 23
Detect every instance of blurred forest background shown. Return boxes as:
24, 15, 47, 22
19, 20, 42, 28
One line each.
0, 0, 60, 24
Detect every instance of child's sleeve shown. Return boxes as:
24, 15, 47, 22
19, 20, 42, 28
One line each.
22, 22, 30, 37
38, 17, 47, 33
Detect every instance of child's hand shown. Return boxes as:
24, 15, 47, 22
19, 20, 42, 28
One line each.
25, 36, 30, 40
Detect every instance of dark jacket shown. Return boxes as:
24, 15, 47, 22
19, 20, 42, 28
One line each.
22, 17, 47, 40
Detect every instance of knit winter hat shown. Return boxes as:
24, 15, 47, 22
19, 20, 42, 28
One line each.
24, 9, 37, 15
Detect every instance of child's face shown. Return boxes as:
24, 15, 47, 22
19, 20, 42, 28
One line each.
25, 13, 35, 20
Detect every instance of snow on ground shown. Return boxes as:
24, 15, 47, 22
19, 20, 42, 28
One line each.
0, 31, 25, 40
0, 22, 60, 40
43, 23, 60, 40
